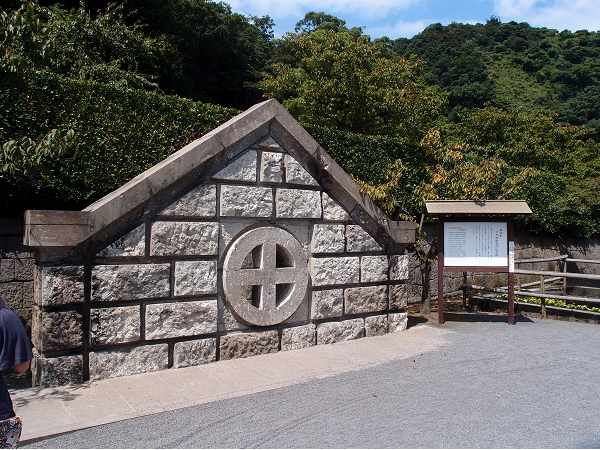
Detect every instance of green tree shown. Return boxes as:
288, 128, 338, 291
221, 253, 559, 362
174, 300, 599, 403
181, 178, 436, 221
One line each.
260, 28, 448, 138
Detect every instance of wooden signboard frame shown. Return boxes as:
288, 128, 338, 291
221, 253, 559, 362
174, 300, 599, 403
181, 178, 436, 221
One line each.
437, 217, 516, 325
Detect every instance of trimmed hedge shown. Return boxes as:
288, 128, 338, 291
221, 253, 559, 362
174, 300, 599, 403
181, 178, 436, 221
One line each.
0, 71, 238, 211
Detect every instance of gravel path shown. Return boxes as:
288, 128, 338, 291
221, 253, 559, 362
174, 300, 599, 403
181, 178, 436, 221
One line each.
24, 314, 600, 448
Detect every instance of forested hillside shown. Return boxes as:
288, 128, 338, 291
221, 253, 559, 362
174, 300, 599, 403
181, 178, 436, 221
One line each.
387, 19, 600, 139
1, 1, 599, 237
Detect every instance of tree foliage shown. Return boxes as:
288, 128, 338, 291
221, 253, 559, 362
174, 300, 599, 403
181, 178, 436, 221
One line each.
260, 28, 448, 138
389, 19, 600, 138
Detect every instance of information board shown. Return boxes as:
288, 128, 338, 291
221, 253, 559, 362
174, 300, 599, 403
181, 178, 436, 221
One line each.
443, 221, 508, 267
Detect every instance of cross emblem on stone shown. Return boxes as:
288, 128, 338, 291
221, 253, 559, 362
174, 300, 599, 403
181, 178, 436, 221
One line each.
223, 227, 308, 326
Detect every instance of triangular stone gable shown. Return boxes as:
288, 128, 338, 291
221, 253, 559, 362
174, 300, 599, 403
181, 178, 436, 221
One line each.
25, 99, 416, 387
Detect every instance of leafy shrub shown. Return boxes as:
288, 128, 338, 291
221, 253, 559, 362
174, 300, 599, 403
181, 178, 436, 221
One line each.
0, 71, 238, 211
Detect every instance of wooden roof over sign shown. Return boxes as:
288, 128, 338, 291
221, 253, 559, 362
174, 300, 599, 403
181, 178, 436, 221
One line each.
425, 200, 532, 215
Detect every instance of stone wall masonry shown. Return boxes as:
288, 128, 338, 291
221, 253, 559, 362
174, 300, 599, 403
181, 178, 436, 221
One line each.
97, 224, 145, 257
322, 193, 349, 222
151, 221, 219, 256
32, 309, 82, 351
32, 352, 83, 387
365, 314, 388, 337
316, 319, 364, 345
389, 313, 408, 333
311, 224, 345, 254
361, 256, 388, 283
89, 344, 169, 380
37, 266, 84, 306
311, 289, 343, 319
311, 257, 360, 286
26, 132, 418, 387
173, 338, 217, 368
174, 261, 217, 297
92, 264, 170, 301
145, 300, 218, 340
90, 306, 140, 346
347, 225, 382, 252
276, 188, 322, 219
260, 151, 284, 183
220, 185, 272, 218
344, 286, 388, 315
158, 184, 216, 218
213, 150, 257, 182
0, 217, 35, 328
281, 324, 316, 350
219, 330, 279, 360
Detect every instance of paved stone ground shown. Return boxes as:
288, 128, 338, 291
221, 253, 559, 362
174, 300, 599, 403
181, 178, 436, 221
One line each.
23, 313, 600, 448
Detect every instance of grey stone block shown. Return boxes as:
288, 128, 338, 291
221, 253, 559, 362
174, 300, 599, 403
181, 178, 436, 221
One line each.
174, 260, 217, 296
255, 136, 281, 150
89, 344, 169, 380
361, 255, 389, 283
218, 295, 250, 332
34, 310, 83, 351
145, 300, 218, 340
90, 306, 140, 346
389, 312, 408, 333
365, 314, 388, 337
151, 221, 219, 256
311, 289, 343, 319
219, 330, 279, 360
97, 224, 145, 257
92, 264, 170, 301
220, 185, 273, 218
311, 224, 345, 254
316, 319, 364, 345
33, 352, 83, 387
389, 284, 412, 310
281, 324, 316, 351
344, 286, 388, 315
39, 266, 84, 306
346, 225, 382, 252
0, 259, 14, 282
390, 255, 409, 280
173, 338, 217, 368
260, 151, 284, 183
159, 184, 217, 217
219, 222, 250, 257
276, 188, 322, 219
14, 257, 34, 281
284, 154, 318, 186
213, 150, 257, 182
322, 193, 350, 222
310, 257, 359, 286
0, 282, 22, 309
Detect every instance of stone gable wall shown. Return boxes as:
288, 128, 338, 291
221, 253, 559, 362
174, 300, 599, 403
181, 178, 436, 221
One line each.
31, 136, 410, 387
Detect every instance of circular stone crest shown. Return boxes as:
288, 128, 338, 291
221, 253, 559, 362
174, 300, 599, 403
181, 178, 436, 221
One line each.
222, 226, 308, 326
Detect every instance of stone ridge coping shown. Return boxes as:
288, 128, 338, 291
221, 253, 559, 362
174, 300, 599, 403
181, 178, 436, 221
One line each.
23, 99, 415, 248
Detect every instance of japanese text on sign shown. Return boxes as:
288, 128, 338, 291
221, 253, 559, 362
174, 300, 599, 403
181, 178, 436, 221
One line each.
444, 222, 508, 267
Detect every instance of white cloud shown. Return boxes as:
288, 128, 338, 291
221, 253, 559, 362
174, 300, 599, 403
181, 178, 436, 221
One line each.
369, 19, 432, 38
227, 0, 421, 20
493, 0, 600, 32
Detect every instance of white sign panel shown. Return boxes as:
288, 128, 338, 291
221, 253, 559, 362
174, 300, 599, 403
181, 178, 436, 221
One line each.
444, 222, 508, 267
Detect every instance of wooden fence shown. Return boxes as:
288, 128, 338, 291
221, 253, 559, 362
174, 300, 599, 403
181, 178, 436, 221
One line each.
461, 255, 600, 318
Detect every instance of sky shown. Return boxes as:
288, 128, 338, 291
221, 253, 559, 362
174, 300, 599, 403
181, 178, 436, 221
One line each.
226, 0, 600, 39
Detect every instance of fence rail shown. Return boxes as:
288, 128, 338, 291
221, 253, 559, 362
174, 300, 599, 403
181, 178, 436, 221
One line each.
461, 255, 600, 318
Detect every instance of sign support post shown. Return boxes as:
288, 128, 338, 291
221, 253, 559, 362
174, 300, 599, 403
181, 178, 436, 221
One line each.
426, 201, 532, 325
